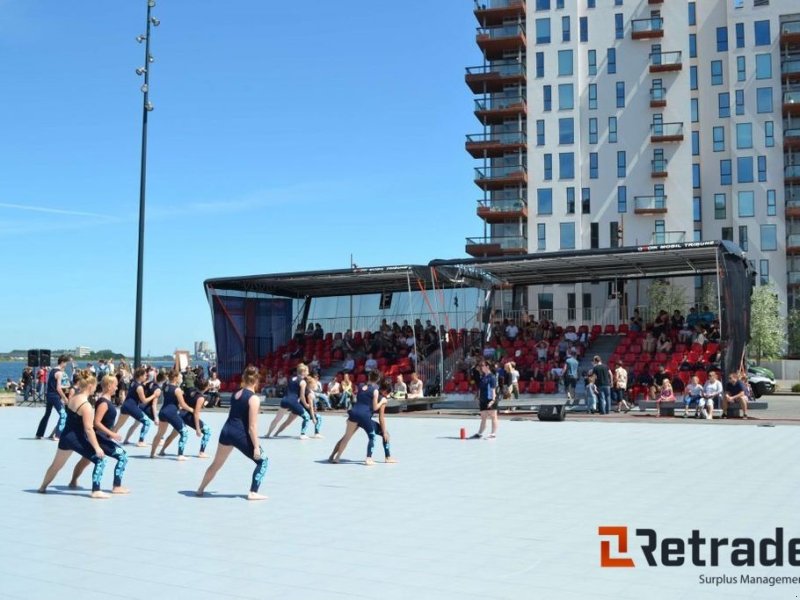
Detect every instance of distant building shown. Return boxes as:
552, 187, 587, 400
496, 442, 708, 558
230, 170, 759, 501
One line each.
74, 346, 91, 358
194, 341, 211, 358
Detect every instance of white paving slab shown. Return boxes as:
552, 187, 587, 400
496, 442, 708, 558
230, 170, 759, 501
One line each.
1, 407, 799, 599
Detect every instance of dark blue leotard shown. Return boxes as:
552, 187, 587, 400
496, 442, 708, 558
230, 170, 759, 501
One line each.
280, 376, 306, 416
35, 369, 66, 438
180, 389, 211, 453
58, 400, 107, 492
219, 388, 268, 493
94, 397, 128, 487
348, 383, 378, 457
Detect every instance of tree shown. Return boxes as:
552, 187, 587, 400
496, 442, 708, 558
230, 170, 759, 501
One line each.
698, 279, 718, 312
647, 279, 687, 322
749, 283, 784, 363
787, 309, 800, 358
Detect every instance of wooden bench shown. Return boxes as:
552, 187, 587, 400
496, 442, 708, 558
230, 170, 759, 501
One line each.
638, 400, 768, 417
0, 393, 17, 407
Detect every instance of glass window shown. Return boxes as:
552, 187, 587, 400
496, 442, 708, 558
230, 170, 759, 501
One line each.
713, 126, 725, 152
759, 260, 769, 286
755, 54, 772, 79
588, 0, 595, 7
693, 196, 702, 221
536, 120, 545, 146
735, 89, 745, 115
537, 223, 546, 251
714, 193, 726, 219
736, 123, 752, 149
536, 52, 545, 78
721, 227, 733, 242
536, 0, 550, 10
692, 164, 701, 189
711, 60, 723, 85
589, 84, 597, 110
720, 160, 732, 185
589, 152, 598, 179
616, 81, 625, 108
739, 225, 748, 252
589, 223, 599, 249
559, 152, 575, 179
614, 0, 622, 5
691, 98, 699, 122
562, 16, 570, 42
689, 34, 697, 58
558, 50, 573, 76
543, 85, 552, 111
608, 48, 616, 74
617, 186, 627, 213
716, 27, 728, 52
735, 23, 745, 48
688, 3, 696, 26
617, 150, 626, 178
690, 66, 698, 90
560, 222, 575, 250
738, 190, 755, 216
736, 56, 746, 82
758, 156, 767, 182
588, 50, 597, 76
588, 117, 598, 144
692, 130, 700, 155
718, 92, 730, 118
559, 118, 574, 144
608, 117, 617, 143
760, 224, 777, 251
582, 188, 591, 214
765, 121, 774, 147
756, 87, 772, 113
609, 222, 619, 249
767, 189, 776, 216
558, 84, 574, 110
737, 157, 753, 183
536, 18, 551, 44
537, 188, 553, 214
615, 13, 623, 39
580, 17, 588, 42
544, 154, 552, 180
754, 20, 770, 46
566, 187, 575, 214
556, 0, 564, 8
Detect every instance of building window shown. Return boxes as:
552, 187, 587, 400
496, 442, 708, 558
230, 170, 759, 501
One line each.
755, 53, 772, 79
711, 60, 723, 85
615, 13, 623, 39
544, 153, 553, 180
617, 186, 627, 213
608, 48, 616, 74
566, 187, 575, 214
692, 164, 701, 189
536, 18, 551, 44
716, 27, 728, 51
537, 188, 553, 214
588, 0, 595, 8
720, 159, 732, 185
536, 52, 545, 78
537, 223, 546, 251
736, 56, 746, 81
754, 20, 770, 46
767, 189, 776, 216
562, 16, 571, 42
738, 190, 755, 217
735, 22, 745, 48
610, 221, 620, 248
559, 118, 574, 144
759, 260, 769, 286
582, 293, 592, 321
765, 121, 774, 147
556, 0, 564, 8
738, 226, 748, 251
617, 150, 626, 178
689, 34, 697, 58
721, 227, 733, 242
713, 126, 725, 152
760, 224, 777, 251
691, 98, 699, 122
560, 222, 576, 250
589, 117, 598, 144
693, 196, 701, 221
757, 156, 767, 182
714, 193, 727, 219
756, 87, 772, 113
692, 131, 700, 155
736, 123, 752, 149
690, 66, 698, 90
737, 157, 753, 183
589, 84, 597, 110
559, 152, 575, 179
735, 89, 745, 115
536, 0, 550, 10
558, 50, 573, 76
718, 93, 730, 118
688, 2, 696, 26
616, 81, 625, 108
536, 120, 545, 146
588, 49, 597, 76
580, 17, 588, 42
582, 188, 591, 214
608, 117, 617, 143
589, 152, 598, 179
567, 293, 576, 320
538, 293, 554, 320
558, 84, 574, 109
590, 222, 599, 249
543, 85, 552, 111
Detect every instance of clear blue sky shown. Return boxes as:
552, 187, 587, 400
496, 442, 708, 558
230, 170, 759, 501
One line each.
0, 0, 480, 355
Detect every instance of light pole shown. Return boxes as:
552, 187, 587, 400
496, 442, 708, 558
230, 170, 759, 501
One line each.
133, 0, 160, 368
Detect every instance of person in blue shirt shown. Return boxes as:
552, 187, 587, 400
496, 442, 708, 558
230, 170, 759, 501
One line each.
471, 361, 498, 439
328, 370, 387, 465
564, 351, 580, 404
35, 354, 71, 440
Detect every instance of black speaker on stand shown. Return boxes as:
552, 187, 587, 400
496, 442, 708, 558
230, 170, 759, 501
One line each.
27, 350, 40, 368
39, 349, 51, 367
538, 404, 567, 421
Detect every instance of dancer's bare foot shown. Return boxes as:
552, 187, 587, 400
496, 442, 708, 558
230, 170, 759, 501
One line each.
365, 458, 375, 466
158, 451, 166, 457
136, 442, 147, 447
68, 481, 79, 489
112, 486, 130, 494
198, 452, 209, 459
328, 456, 339, 464
196, 489, 205, 497
37, 487, 46, 494
385, 457, 398, 463
247, 492, 268, 501
312, 433, 324, 439
176, 455, 188, 461
90, 491, 111, 499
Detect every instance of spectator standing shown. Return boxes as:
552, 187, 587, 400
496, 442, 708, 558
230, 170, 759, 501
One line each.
564, 351, 579, 403
591, 356, 612, 415
613, 362, 630, 412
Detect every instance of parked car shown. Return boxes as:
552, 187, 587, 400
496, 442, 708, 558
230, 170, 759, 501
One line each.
747, 368, 775, 398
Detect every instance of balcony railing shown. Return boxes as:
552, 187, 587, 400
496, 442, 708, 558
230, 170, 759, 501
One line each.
635, 195, 667, 214
476, 24, 526, 58
466, 131, 526, 145
785, 91, 800, 115
649, 51, 682, 72
651, 159, 668, 176
477, 23, 526, 41
465, 235, 527, 253
787, 165, 800, 180
788, 233, 800, 249
474, 0, 524, 10
781, 20, 800, 44
782, 59, 800, 78
466, 61, 525, 78
650, 87, 666, 107
787, 199, 800, 217
474, 95, 526, 112
650, 122, 683, 141
650, 231, 685, 245
787, 187, 800, 206
632, 17, 664, 39
786, 128, 800, 141
788, 271, 800, 285
465, 61, 526, 93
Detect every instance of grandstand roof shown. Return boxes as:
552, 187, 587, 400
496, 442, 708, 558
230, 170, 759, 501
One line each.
205, 241, 745, 298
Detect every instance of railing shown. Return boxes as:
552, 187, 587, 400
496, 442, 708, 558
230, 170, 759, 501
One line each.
476, 24, 526, 40
650, 231, 685, 245
635, 196, 667, 211
782, 59, 800, 75
465, 235, 527, 250
651, 122, 683, 136
787, 188, 800, 205
466, 61, 526, 77
788, 234, 800, 248
474, 0, 524, 9
789, 271, 800, 285
787, 199, 800, 213
786, 128, 800, 140
782, 20, 800, 35
785, 91, 800, 105
650, 87, 666, 102
475, 164, 527, 179
632, 17, 664, 34
651, 159, 668, 173
787, 165, 800, 179
474, 95, 526, 111
477, 198, 527, 212
650, 51, 681, 66
466, 131, 526, 145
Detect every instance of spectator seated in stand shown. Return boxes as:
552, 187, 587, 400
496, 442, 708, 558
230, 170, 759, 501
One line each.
678, 354, 697, 372
309, 354, 321, 373
655, 379, 676, 417
699, 305, 715, 326
651, 366, 671, 401
722, 372, 749, 419
671, 310, 685, 332
505, 320, 519, 341
342, 354, 355, 373
364, 353, 378, 372
682, 375, 703, 418
275, 371, 288, 397
392, 375, 408, 399
693, 327, 708, 347
700, 371, 722, 419
652, 311, 669, 337
312, 323, 324, 339
407, 372, 424, 398
678, 320, 694, 343
642, 332, 657, 355
340, 373, 353, 409
310, 376, 332, 410
630, 309, 643, 332
327, 378, 343, 408
536, 340, 549, 362
686, 307, 700, 329
656, 333, 673, 354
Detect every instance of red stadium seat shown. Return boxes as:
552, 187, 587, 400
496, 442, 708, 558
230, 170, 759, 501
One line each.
604, 324, 616, 335
543, 381, 556, 394
529, 381, 542, 394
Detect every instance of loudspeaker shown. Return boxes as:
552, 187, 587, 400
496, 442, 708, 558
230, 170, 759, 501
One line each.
27, 350, 40, 368
538, 404, 567, 421
39, 349, 51, 367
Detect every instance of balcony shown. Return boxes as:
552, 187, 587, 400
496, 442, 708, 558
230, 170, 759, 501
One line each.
466, 235, 527, 257
649, 86, 666, 108
466, 131, 526, 158
787, 200, 800, 219
650, 231, 685, 245
474, 164, 527, 190
788, 186, 800, 208
649, 51, 682, 73
782, 58, 800, 83
650, 122, 683, 143
786, 128, 800, 150
477, 198, 528, 223
781, 20, 800, 46
789, 271, 800, 287
476, 24, 526, 60
648, 0, 663, 3
785, 91, 800, 116
651, 159, 668, 178
632, 17, 664, 40
474, 95, 526, 124
787, 165, 800, 185
634, 195, 667, 214
474, 0, 525, 27
466, 61, 526, 93
788, 234, 800, 254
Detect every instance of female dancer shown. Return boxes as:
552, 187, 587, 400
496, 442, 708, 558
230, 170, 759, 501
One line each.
69, 375, 130, 494
329, 380, 395, 462
328, 370, 387, 466
197, 366, 267, 500
265, 363, 308, 438
122, 371, 164, 445
149, 370, 191, 460
160, 380, 212, 458
38, 370, 109, 499
114, 368, 155, 446
275, 373, 322, 439
35, 354, 71, 440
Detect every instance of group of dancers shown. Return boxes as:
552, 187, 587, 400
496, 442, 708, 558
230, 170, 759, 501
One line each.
36, 359, 399, 500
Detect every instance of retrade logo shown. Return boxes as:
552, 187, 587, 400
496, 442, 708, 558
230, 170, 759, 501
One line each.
598, 526, 636, 568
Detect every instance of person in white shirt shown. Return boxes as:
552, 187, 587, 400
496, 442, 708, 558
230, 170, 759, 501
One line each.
407, 372, 423, 398
700, 371, 722, 419
392, 375, 408, 399
506, 361, 520, 400
505, 323, 519, 341
364, 354, 378, 371
682, 375, 703, 418
342, 354, 355, 372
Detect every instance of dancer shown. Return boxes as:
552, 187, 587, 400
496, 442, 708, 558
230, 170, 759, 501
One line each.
265, 363, 308, 438
161, 381, 212, 457
329, 380, 395, 463
123, 371, 164, 445
275, 373, 322, 439
197, 366, 268, 500
69, 375, 130, 494
38, 370, 109, 499
328, 370, 387, 466
35, 354, 71, 440
471, 361, 498, 439
114, 368, 155, 446
149, 370, 191, 460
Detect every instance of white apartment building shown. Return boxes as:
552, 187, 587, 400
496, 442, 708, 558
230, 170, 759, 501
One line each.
466, 0, 800, 323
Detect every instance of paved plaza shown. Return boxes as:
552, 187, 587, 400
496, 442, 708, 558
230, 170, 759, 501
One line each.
1, 405, 800, 599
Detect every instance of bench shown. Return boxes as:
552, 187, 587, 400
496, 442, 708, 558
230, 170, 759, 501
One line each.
0, 393, 15, 407
638, 400, 768, 417
385, 396, 443, 414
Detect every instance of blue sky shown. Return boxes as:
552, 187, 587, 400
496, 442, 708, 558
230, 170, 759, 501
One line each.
0, 0, 480, 355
